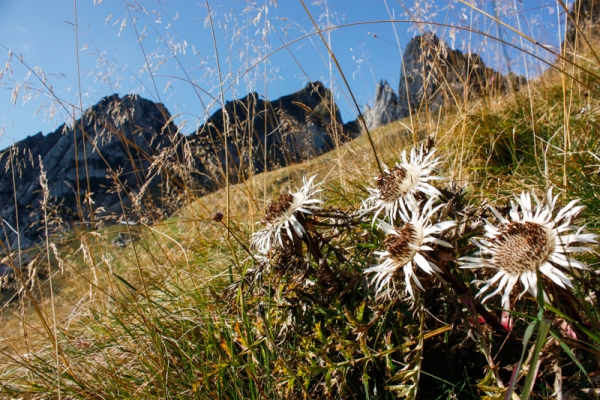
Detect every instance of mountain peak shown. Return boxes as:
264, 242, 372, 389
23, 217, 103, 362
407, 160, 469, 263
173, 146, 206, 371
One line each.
0, 94, 177, 250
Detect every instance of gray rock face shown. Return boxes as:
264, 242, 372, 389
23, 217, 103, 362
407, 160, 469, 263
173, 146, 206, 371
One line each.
360, 33, 525, 131
0, 94, 178, 250
363, 80, 402, 130
0, 82, 356, 250
565, 0, 600, 49
397, 32, 524, 117
185, 81, 358, 190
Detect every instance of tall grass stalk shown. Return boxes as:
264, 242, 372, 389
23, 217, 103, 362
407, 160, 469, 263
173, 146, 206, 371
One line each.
2, 2, 600, 399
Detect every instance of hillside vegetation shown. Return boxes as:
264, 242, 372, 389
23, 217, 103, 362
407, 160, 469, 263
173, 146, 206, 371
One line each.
2, 3, 600, 399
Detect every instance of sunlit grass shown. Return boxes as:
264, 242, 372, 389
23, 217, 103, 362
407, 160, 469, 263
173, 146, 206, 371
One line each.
2, 2, 600, 399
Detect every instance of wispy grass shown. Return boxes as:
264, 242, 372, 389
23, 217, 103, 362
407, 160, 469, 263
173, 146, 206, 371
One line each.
2, 1, 600, 399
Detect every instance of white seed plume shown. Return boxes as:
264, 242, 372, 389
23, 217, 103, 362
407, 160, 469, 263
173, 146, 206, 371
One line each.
365, 196, 456, 300
251, 175, 323, 254
461, 189, 597, 309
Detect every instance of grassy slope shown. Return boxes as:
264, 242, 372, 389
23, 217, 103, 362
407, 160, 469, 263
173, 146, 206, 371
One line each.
2, 48, 600, 398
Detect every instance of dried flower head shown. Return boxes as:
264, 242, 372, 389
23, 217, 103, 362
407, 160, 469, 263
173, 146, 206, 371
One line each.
251, 175, 323, 254
461, 189, 597, 309
362, 144, 443, 223
365, 197, 456, 300
212, 210, 224, 222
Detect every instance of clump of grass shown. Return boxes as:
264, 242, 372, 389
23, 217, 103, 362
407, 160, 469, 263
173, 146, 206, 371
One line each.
4, 131, 600, 398
3, 2, 600, 399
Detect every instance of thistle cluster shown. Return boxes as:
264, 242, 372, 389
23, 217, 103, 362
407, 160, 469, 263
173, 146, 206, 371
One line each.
222, 138, 600, 398
245, 140, 597, 316
361, 144, 456, 301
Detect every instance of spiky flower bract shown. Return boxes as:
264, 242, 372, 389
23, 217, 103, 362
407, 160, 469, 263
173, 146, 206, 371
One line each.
251, 175, 323, 254
461, 189, 597, 309
364, 197, 456, 300
362, 144, 443, 223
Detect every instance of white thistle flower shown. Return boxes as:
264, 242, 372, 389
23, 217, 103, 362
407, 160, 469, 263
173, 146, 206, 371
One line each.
251, 176, 323, 254
365, 197, 456, 300
362, 145, 443, 223
460, 189, 597, 310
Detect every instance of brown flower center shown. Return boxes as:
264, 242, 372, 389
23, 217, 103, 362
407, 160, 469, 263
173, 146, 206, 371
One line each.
492, 221, 554, 274
385, 223, 419, 265
265, 193, 295, 223
377, 166, 412, 201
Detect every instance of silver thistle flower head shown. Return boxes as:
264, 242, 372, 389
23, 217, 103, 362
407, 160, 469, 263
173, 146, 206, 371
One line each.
364, 196, 456, 300
251, 175, 323, 254
362, 144, 443, 223
460, 189, 597, 310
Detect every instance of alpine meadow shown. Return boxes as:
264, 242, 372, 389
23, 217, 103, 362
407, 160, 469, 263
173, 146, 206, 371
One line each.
2, 1, 600, 399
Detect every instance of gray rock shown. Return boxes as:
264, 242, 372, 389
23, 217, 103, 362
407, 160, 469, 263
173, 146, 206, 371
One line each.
363, 80, 402, 130
112, 232, 132, 248
0, 82, 355, 251
184, 81, 358, 191
357, 33, 525, 132
565, 0, 600, 50
397, 32, 524, 118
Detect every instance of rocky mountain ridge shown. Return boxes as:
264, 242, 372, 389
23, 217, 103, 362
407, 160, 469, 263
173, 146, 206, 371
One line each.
363, 32, 525, 130
1, 30, 529, 253
185, 81, 358, 190
0, 94, 178, 250
0, 82, 353, 251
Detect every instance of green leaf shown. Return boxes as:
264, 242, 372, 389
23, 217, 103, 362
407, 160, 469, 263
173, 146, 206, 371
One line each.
520, 320, 551, 400
550, 330, 593, 386
505, 320, 538, 399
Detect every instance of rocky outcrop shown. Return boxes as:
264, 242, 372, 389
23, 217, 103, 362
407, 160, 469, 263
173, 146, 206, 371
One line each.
360, 33, 525, 131
397, 33, 524, 117
0, 94, 178, 250
186, 81, 358, 190
363, 80, 402, 130
0, 82, 356, 250
565, 0, 600, 50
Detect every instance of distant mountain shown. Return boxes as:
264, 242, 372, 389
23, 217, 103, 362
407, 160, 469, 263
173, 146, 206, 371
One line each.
362, 80, 402, 131
185, 81, 359, 190
565, 0, 600, 50
0, 82, 356, 251
362, 33, 525, 130
0, 94, 178, 250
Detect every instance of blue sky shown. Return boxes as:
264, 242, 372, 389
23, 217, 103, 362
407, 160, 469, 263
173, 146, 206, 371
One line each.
0, 0, 567, 150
